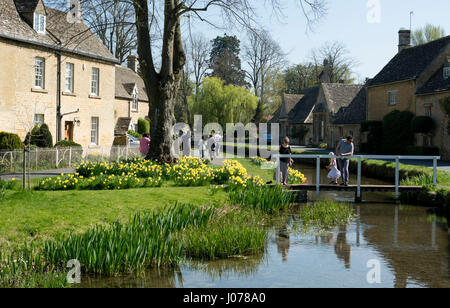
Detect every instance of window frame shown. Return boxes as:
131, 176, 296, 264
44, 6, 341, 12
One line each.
65, 62, 74, 93
91, 67, 100, 96
444, 67, 450, 80
388, 90, 398, 106
34, 114, 45, 127
33, 13, 46, 34
90, 117, 99, 145
131, 87, 139, 112
34, 57, 45, 89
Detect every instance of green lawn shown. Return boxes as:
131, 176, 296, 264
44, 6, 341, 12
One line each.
0, 186, 227, 250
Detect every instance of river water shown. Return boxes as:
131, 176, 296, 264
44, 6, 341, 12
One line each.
79, 163, 450, 288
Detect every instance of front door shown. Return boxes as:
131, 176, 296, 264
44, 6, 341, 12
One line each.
64, 121, 74, 141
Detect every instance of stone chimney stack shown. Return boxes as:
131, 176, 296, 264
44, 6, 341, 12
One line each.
319, 59, 331, 83
398, 29, 411, 53
127, 53, 138, 73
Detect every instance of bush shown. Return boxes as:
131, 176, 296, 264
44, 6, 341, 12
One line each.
38, 124, 53, 148
128, 130, 142, 139
382, 110, 415, 154
0, 132, 24, 150
360, 121, 383, 154
24, 126, 41, 146
137, 118, 150, 135
407, 146, 440, 156
54, 140, 82, 148
411, 116, 435, 134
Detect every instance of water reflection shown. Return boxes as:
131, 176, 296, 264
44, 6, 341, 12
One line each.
276, 225, 290, 262
334, 226, 351, 269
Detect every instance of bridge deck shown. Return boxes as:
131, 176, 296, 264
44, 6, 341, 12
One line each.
272, 184, 423, 193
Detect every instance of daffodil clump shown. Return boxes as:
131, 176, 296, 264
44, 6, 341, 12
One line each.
289, 168, 307, 184
76, 158, 164, 179
37, 172, 162, 191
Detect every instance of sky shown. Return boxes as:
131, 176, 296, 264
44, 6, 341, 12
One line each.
188, 0, 450, 82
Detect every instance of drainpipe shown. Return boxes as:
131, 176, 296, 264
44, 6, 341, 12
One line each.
56, 51, 62, 142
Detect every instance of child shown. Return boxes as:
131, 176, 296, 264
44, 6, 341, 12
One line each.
198, 136, 207, 159
327, 152, 341, 185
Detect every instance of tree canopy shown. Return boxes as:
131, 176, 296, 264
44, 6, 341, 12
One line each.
412, 24, 446, 46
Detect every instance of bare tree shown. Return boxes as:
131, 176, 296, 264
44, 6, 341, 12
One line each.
309, 41, 357, 84
187, 33, 211, 94
244, 29, 285, 122
83, 0, 137, 63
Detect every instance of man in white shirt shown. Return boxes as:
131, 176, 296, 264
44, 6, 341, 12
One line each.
214, 132, 222, 157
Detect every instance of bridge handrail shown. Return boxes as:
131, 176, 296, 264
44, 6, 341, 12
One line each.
273, 154, 440, 200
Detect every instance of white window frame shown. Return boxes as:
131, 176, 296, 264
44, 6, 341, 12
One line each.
34, 114, 44, 127
33, 13, 46, 34
91, 117, 99, 145
131, 86, 139, 112
35, 57, 45, 89
444, 67, 450, 80
91, 67, 99, 96
65, 63, 74, 93
388, 90, 398, 106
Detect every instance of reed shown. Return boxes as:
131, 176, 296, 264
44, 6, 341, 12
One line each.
228, 185, 294, 214
298, 200, 356, 232
42, 204, 216, 276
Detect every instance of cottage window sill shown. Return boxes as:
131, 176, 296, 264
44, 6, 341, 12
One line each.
89, 95, 101, 99
62, 92, 77, 97
31, 88, 48, 94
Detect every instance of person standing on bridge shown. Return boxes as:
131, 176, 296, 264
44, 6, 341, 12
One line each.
279, 137, 293, 185
336, 136, 354, 186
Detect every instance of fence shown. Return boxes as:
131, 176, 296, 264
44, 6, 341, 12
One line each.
0, 146, 141, 174
274, 154, 441, 199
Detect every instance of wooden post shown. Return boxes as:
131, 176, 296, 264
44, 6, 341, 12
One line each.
395, 157, 400, 199
316, 156, 320, 197
276, 155, 280, 185
22, 148, 26, 190
433, 157, 437, 186
356, 156, 362, 203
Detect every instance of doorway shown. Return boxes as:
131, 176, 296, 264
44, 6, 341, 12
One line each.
64, 121, 74, 141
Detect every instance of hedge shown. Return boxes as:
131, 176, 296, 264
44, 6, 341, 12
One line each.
382, 110, 415, 154
137, 118, 150, 135
38, 124, 53, 148
411, 116, 435, 134
54, 140, 82, 148
0, 132, 24, 150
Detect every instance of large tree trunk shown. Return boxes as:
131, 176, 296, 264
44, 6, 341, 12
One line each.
133, 0, 185, 163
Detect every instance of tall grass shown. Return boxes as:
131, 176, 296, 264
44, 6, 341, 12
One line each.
298, 200, 356, 232
42, 204, 216, 276
401, 175, 433, 187
183, 212, 267, 260
228, 185, 294, 214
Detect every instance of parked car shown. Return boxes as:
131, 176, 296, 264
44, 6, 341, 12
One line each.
127, 134, 141, 147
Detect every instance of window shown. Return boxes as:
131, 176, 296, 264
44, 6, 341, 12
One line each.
65, 63, 74, 93
34, 114, 44, 127
91, 68, 99, 96
339, 127, 343, 137
91, 117, 99, 145
388, 91, 398, 106
131, 90, 138, 112
425, 105, 432, 117
444, 67, 450, 80
34, 57, 45, 89
33, 13, 46, 34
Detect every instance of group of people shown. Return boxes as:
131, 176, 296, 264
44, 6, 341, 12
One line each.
278, 135, 354, 186
198, 131, 222, 160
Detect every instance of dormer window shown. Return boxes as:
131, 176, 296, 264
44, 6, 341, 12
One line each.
444, 67, 450, 80
131, 86, 139, 112
33, 13, 46, 34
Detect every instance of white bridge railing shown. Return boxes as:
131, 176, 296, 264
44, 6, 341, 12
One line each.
274, 154, 441, 199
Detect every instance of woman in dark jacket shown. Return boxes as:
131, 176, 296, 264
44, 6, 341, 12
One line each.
279, 137, 293, 185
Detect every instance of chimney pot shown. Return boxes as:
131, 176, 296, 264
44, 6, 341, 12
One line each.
398, 29, 411, 53
127, 53, 138, 73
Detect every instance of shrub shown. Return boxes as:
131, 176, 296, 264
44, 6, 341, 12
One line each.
24, 126, 41, 146
382, 110, 415, 154
411, 116, 435, 134
0, 132, 24, 150
137, 118, 150, 135
128, 130, 142, 139
407, 146, 440, 156
54, 140, 82, 148
38, 124, 53, 148
360, 121, 383, 154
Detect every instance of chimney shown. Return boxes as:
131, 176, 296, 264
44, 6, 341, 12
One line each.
319, 59, 331, 83
127, 53, 138, 73
398, 29, 411, 53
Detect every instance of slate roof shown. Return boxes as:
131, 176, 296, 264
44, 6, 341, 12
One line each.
279, 93, 304, 119
320, 83, 363, 114
14, 0, 40, 12
0, 0, 118, 63
369, 35, 450, 87
115, 117, 131, 135
115, 65, 149, 102
416, 65, 450, 95
333, 87, 367, 125
289, 86, 319, 124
